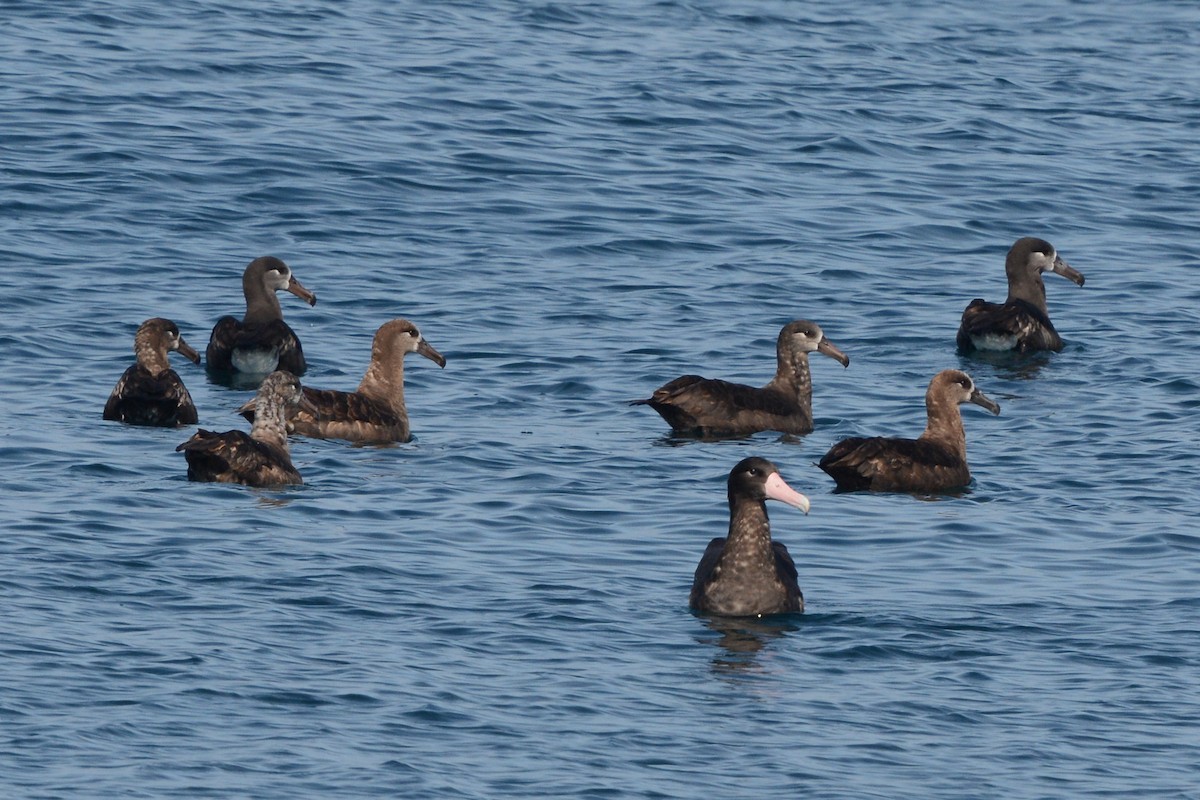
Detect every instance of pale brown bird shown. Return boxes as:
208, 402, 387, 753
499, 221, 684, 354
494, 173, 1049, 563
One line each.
103, 317, 201, 427
819, 370, 1000, 493
176, 370, 316, 487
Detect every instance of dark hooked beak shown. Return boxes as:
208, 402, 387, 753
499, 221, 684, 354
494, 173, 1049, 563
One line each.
176, 336, 201, 364
417, 338, 447, 368
817, 336, 850, 368
969, 388, 1001, 415
287, 275, 318, 306
1050, 255, 1085, 287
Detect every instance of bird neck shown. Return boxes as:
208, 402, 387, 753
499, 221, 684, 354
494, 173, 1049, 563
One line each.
1006, 269, 1049, 314
725, 498, 774, 560
244, 283, 283, 326
133, 330, 170, 376
921, 396, 967, 456
769, 347, 813, 402
249, 393, 291, 450
356, 346, 407, 411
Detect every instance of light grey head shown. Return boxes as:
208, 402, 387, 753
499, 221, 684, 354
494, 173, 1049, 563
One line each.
374, 318, 447, 368
135, 317, 201, 373
930, 369, 1001, 415
1008, 237, 1085, 286
778, 320, 850, 367
243, 256, 317, 307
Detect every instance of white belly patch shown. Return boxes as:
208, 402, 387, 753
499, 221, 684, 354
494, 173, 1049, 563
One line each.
972, 333, 1018, 351
231, 348, 280, 374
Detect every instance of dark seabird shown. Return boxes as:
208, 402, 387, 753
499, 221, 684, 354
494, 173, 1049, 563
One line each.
103, 317, 201, 426
240, 318, 446, 444
206, 256, 317, 377
690, 457, 811, 617
176, 370, 316, 487
631, 320, 849, 437
818, 369, 1000, 493
957, 237, 1085, 353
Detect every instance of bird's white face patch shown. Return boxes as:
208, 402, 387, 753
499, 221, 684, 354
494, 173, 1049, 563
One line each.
268, 269, 290, 290
1030, 249, 1056, 272
791, 330, 817, 351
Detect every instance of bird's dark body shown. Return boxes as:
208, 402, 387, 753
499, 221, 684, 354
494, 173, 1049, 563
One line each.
103, 365, 198, 427
176, 429, 301, 487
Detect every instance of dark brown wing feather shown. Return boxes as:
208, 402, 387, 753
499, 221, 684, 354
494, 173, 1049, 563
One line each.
957, 298, 1062, 352
294, 387, 407, 442
103, 365, 198, 426
241, 387, 409, 443
176, 429, 301, 487
771, 541, 803, 610
819, 436, 967, 492
206, 316, 242, 371
689, 536, 727, 609
633, 376, 805, 436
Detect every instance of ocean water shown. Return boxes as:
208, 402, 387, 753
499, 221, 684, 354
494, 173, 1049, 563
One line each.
3, 1, 1200, 797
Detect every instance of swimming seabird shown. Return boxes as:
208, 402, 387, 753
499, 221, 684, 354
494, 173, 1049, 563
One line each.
206, 256, 317, 377
818, 369, 1000, 493
239, 318, 445, 444
176, 370, 316, 487
957, 237, 1085, 353
690, 457, 811, 617
103, 317, 201, 427
632, 320, 849, 437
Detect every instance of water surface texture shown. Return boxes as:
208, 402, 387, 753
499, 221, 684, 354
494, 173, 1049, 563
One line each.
3, 1, 1200, 797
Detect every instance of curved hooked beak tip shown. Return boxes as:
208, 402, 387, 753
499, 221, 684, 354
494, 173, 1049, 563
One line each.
1050, 255, 1085, 287
287, 275, 318, 306
764, 472, 811, 514
970, 389, 1001, 416
176, 337, 201, 364
417, 338, 447, 368
817, 336, 850, 368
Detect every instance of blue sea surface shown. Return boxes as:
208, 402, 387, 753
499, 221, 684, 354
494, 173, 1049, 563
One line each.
3, 1, 1200, 797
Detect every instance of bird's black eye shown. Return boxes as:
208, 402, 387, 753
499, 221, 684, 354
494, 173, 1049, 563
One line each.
748, 467, 761, 476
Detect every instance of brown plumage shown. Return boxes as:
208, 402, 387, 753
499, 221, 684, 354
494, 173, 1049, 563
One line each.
957, 237, 1085, 353
103, 318, 201, 427
176, 371, 316, 487
206, 256, 317, 377
690, 457, 811, 617
239, 319, 446, 444
818, 369, 1000, 493
631, 320, 849, 437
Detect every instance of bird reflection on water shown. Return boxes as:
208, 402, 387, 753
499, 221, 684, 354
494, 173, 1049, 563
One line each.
958, 349, 1053, 382
697, 615, 802, 675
